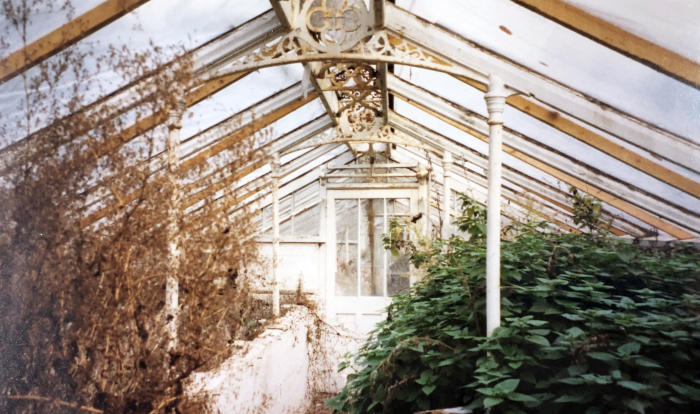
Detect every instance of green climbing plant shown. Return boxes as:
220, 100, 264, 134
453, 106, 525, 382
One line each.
328, 196, 700, 414
569, 187, 602, 233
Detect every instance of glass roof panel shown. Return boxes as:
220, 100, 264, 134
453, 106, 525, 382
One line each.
396, 0, 700, 142
396, 65, 700, 181
393, 98, 570, 190
0, 0, 102, 47
504, 106, 699, 212
2, 0, 269, 54
394, 64, 699, 213
182, 64, 304, 140
0, 3, 273, 148
563, 0, 700, 62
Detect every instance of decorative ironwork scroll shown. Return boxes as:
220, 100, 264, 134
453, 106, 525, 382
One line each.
304, 0, 372, 53
316, 62, 381, 114
314, 61, 383, 135
203, 0, 481, 82
201, 0, 485, 149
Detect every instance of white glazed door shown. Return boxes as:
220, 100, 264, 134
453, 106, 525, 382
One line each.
326, 189, 418, 331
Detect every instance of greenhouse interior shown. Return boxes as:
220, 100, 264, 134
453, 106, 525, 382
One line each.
0, 0, 699, 413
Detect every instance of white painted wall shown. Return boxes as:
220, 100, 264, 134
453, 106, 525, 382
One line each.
186, 306, 363, 414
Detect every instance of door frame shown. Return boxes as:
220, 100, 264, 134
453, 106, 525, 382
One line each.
325, 188, 419, 319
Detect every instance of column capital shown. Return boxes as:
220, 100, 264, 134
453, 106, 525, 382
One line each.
484, 74, 507, 125
270, 152, 281, 179
417, 166, 429, 179
442, 151, 453, 177
167, 99, 187, 130
442, 150, 453, 165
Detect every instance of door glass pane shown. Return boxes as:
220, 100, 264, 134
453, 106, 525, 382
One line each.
335, 199, 358, 296
335, 195, 414, 298
387, 198, 410, 216
359, 199, 384, 296
387, 198, 411, 295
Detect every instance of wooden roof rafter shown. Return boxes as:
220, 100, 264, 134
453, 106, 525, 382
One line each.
454, 75, 700, 191
390, 111, 696, 239
0, 9, 284, 175
81, 85, 320, 228
81, 80, 316, 209
390, 147, 585, 234
511, 0, 700, 89
387, 75, 700, 229
182, 116, 334, 209
384, 3, 700, 172
8, 1, 696, 241
385, 115, 645, 237
188, 144, 352, 232
0, 0, 150, 84
388, 93, 700, 236
389, 74, 700, 202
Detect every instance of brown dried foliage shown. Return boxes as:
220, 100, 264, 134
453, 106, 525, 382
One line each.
0, 2, 267, 412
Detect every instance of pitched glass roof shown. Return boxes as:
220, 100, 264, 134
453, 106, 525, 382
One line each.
0, 0, 697, 239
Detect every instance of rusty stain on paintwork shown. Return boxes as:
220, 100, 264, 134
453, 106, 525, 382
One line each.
499, 25, 512, 35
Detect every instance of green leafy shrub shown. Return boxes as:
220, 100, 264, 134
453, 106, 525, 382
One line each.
569, 187, 602, 233
328, 204, 700, 413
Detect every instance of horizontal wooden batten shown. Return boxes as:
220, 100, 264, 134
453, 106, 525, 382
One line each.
180, 92, 318, 169
182, 116, 332, 208
96, 72, 249, 157
392, 132, 633, 237
80, 91, 319, 228
82, 81, 317, 215
392, 147, 586, 234
1, 10, 283, 176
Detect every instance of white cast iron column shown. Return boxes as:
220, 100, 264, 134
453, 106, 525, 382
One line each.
271, 152, 281, 318
165, 99, 185, 350
441, 151, 453, 239
484, 74, 507, 336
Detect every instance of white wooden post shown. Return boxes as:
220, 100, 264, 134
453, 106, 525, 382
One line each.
418, 166, 430, 236
165, 99, 185, 350
271, 152, 281, 318
484, 74, 507, 336
441, 151, 453, 239
319, 165, 328, 315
